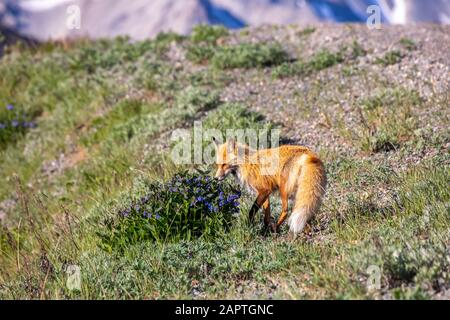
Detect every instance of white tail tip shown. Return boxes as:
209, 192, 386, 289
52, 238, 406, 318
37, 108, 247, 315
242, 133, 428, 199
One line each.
288, 209, 308, 235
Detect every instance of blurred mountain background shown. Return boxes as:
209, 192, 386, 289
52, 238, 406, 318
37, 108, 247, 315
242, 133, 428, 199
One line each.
1, 0, 449, 41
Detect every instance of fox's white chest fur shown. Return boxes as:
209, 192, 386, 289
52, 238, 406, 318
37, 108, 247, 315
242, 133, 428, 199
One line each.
233, 167, 257, 194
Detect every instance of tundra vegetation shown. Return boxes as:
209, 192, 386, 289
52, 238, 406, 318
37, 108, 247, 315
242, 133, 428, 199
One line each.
0, 25, 448, 299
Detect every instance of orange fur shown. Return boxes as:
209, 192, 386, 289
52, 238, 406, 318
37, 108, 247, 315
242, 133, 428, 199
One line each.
214, 139, 326, 235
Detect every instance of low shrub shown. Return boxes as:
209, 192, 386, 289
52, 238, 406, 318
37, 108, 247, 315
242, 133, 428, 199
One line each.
186, 44, 216, 64
0, 104, 37, 149
309, 49, 344, 71
297, 27, 316, 37
272, 49, 343, 79
191, 25, 229, 44
211, 43, 288, 69
68, 37, 159, 73
98, 172, 241, 252
187, 40, 288, 69
186, 25, 229, 64
272, 61, 306, 79
349, 40, 367, 59
399, 38, 417, 51
175, 86, 221, 113
375, 50, 404, 66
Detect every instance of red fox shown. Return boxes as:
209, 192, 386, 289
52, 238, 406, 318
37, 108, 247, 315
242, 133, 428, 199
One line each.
213, 138, 326, 235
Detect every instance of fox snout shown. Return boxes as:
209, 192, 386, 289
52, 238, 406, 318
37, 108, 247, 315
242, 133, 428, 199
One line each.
214, 166, 236, 181
215, 171, 225, 180
213, 138, 238, 181
214, 168, 227, 181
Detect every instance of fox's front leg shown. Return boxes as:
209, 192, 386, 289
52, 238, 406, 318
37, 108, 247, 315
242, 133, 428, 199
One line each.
262, 199, 276, 231
248, 190, 271, 223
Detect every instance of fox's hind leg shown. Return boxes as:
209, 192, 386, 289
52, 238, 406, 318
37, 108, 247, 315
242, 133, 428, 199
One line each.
276, 188, 289, 230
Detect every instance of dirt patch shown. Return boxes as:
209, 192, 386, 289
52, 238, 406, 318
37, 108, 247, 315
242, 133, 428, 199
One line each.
41, 146, 88, 178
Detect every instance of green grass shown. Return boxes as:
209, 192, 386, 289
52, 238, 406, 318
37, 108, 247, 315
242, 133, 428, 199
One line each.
211, 43, 288, 69
186, 35, 288, 70
2, 158, 447, 299
375, 50, 404, 66
176, 86, 221, 114
399, 38, 417, 51
0, 28, 448, 300
203, 103, 273, 132
67, 37, 159, 73
354, 88, 421, 153
185, 25, 228, 65
272, 41, 367, 79
80, 99, 164, 147
191, 25, 229, 44
186, 44, 216, 64
186, 40, 289, 70
349, 40, 367, 59
297, 27, 316, 37
330, 86, 424, 154
309, 49, 344, 71
272, 48, 344, 79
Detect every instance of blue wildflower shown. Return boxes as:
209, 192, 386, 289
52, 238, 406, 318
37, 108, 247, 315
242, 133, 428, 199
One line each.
227, 194, 240, 202
6, 105, 13, 111
121, 209, 131, 217
206, 203, 213, 211
143, 211, 152, 218
11, 120, 19, 127
0, 123, 5, 129
155, 213, 161, 220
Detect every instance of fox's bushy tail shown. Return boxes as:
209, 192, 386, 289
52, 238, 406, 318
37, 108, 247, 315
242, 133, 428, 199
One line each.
288, 153, 326, 235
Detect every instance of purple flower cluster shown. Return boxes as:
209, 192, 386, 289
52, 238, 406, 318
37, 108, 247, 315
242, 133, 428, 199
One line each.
168, 173, 241, 214
119, 194, 161, 220
110, 172, 241, 245
118, 172, 241, 222
0, 104, 37, 130
220, 192, 241, 211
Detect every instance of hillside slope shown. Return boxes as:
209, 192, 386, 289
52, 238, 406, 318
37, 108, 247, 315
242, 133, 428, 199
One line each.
0, 24, 449, 299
